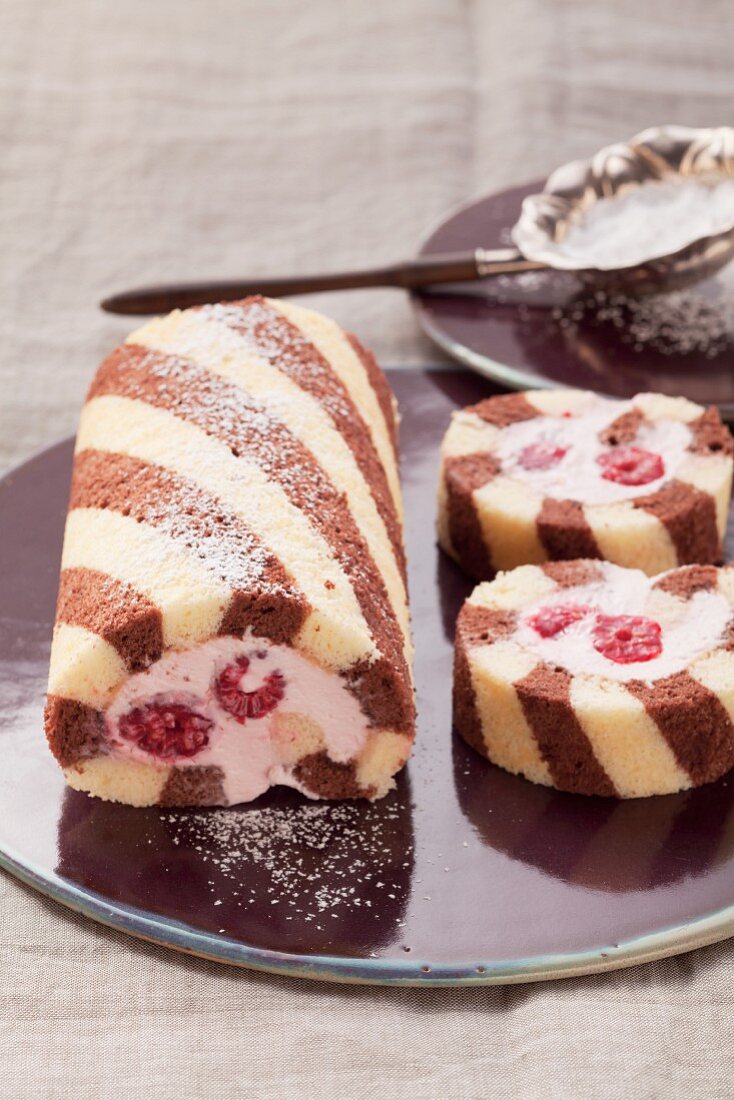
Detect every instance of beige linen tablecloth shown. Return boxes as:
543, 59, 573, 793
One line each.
3, 1, 734, 1095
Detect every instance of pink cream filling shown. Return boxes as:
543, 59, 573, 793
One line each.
496, 394, 693, 504
515, 563, 731, 684
104, 637, 370, 804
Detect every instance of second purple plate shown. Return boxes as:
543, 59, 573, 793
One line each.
415, 184, 734, 417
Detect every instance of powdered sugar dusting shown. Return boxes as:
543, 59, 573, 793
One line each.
163, 796, 412, 927
553, 288, 734, 358
202, 299, 356, 428
119, 349, 384, 614
117, 348, 326, 516
94, 452, 285, 597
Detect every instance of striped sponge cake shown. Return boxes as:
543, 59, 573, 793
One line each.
454, 560, 734, 798
45, 297, 414, 806
438, 389, 733, 580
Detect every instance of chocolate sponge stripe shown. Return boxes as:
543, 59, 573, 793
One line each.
129, 313, 410, 645
627, 673, 734, 785
68, 449, 308, 647
201, 298, 405, 575
159, 766, 227, 806
689, 407, 734, 457
86, 350, 411, 726
44, 696, 104, 768
345, 332, 399, 458
77, 398, 382, 667
541, 561, 604, 588
633, 480, 721, 565
294, 752, 373, 799
444, 453, 500, 578
55, 566, 164, 672
653, 564, 718, 599
452, 608, 516, 758
452, 641, 487, 757
87, 347, 407, 660
457, 605, 518, 647
536, 498, 601, 561
273, 299, 401, 498
515, 665, 617, 797
598, 408, 646, 445
468, 393, 540, 428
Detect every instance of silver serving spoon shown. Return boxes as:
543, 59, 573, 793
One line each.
101, 125, 734, 315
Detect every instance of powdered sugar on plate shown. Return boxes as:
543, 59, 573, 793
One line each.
162, 795, 413, 929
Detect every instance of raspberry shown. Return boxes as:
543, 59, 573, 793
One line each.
597, 446, 664, 486
118, 703, 212, 759
518, 441, 568, 470
528, 602, 592, 638
214, 655, 285, 724
592, 614, 662, 664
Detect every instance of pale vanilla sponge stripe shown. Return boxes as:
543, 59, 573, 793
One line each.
467, 566, 557, 611
436, 477, 453, 554
441, 411, 500, 458
646, 586, 691, 624
62, 508, 231, 647
65, 757, 169, 807
273, 299, 402, 516
525, 389, 588, 415
570, 677, 690, 797
691, 650, 734, 724
128, 310, 409, 647
356, 730, 412, 792
76, 396, 377, 669
677, 453, 733, 536
65, 733, 411, 806
474, 476, 546, 569
583, 501, 678, 574
717, 568, 734, 607
48, 623, 128, 707
437, 416, 490, 554
634, 393, 702, 422
470, 641, 552, 786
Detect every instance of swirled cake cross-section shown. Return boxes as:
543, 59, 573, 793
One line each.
454, 560, 734, 798
438, 389, 734, 579
45, 297, 414, 806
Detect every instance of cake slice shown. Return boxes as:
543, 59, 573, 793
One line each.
438, 389, 733, 580
45, 297, 414, 806
454, 559, 734, 797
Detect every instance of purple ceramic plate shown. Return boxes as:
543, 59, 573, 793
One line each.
1, 369, 734, 986
414, 184, 734, 418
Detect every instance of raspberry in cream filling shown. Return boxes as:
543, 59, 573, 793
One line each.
591, 614, 662, 663
496, 393, 692, 504
515, 562, 731, 683
596, 446, 664, 487
105, 636, 370, 804
518, 442, 568, 471
527, 602, 592, 638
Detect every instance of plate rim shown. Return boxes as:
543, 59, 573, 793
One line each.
4, 429, 734, 987
3, 835, 734, 987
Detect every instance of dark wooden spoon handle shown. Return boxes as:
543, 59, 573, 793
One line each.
100, 248, 543, 314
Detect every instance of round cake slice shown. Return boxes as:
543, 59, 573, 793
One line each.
45, 296, 414, 807
438, 389, 734, 580
454, 559, 734, 797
